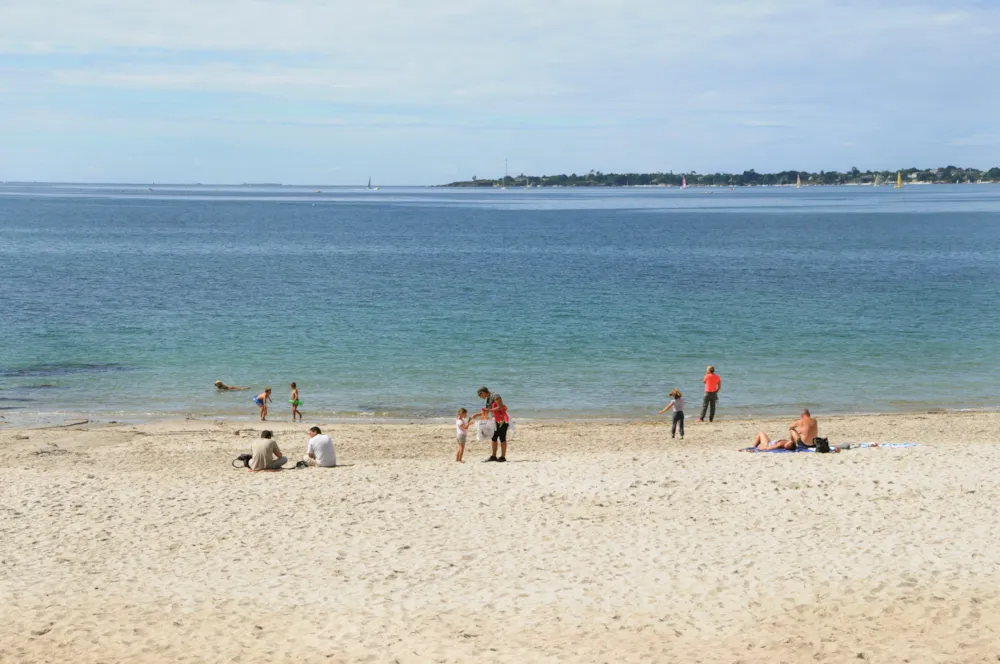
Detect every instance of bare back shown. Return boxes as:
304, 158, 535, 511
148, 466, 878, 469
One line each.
800, 415, 818, 444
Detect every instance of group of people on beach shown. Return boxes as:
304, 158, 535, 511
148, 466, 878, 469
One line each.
225, 365, 817, 466
223, 381, 512, 468
215, 381, 302, 422
455, 387, 510, 463
747, 409, 820, 451
657, 365, 723, 438
658, 365, 820, 450
246, 426, 337, 471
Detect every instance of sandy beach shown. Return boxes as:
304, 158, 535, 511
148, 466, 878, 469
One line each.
2, 412, 999, 663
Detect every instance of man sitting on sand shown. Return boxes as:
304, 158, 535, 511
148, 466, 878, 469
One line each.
303, 426, 336, 467
250, 430, 287, 471
747, 432, 796, 451
789, 409, 818, 448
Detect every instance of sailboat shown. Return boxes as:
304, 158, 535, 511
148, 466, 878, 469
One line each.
367, 177, 379, 191
681, 175, 687, 189
894, 171, 903, 189
500, 159, 508, 190
873, 174, 880, 187
796, 174, 801, 188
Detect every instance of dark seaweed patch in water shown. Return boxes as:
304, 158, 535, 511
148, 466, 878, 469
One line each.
0, 363, 132, 378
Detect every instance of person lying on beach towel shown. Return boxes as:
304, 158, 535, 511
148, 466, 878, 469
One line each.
746, 431, 796, 451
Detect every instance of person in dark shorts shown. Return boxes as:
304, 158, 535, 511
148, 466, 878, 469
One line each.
478, 387, 510, 462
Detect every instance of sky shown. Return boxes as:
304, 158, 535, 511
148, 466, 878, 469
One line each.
1, 0, 999, 185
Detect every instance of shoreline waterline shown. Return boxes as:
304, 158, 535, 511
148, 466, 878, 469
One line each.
4, 403, 998, 430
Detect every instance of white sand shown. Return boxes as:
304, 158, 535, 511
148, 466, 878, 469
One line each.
2, 413, 999, 663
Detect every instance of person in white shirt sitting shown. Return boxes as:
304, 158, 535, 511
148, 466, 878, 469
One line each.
303, 426, 337, 467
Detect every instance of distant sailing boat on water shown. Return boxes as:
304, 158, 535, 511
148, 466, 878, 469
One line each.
681, 176, 687, 189
873, 174, 880, 187
501, 159, 508, 190
796, 173, 801, 188
894, 171, 903, 189
367, 177, 379, 191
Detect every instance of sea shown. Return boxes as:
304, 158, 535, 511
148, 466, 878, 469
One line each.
1, 182, 999, 425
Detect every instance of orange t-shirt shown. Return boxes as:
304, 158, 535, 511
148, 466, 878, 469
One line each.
704, 373, 721, 393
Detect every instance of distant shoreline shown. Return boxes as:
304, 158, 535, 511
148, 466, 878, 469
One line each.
440, 165, 1000, 188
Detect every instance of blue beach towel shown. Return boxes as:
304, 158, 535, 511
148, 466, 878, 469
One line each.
740, 442, 919, 453
740, 445, 818, 454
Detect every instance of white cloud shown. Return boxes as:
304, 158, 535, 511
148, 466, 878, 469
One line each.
1, 1, 999, 182
2, 0, 997, 113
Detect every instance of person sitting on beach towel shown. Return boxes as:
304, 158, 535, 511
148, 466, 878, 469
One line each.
250, 430, 287, 471
789, 409, 818, 447
302, 426, 336, 467
747, 431, 796, 451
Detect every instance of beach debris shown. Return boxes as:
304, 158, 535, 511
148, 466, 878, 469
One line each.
31, 625, 52, 637
33, 447, 69, 457
28, 420, 89, 430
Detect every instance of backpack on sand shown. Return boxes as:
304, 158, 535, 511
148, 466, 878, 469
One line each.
813, 437, 831, 454
232, 453, 252, 469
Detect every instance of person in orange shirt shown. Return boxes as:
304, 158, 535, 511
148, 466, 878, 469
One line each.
699, 365, 721, 422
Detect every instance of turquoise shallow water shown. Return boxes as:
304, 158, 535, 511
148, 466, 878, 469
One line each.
1, 183, 999, 424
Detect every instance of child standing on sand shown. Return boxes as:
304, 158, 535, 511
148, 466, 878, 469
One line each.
455, 408, 479, 463
658, 389, 686, 439
289, 382, 303, 422
253, 388, 272, 421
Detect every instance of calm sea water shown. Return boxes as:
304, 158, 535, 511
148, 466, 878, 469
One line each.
2, 183, 999, 424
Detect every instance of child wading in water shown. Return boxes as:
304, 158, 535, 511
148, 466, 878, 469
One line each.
659, 389, 686, 439
253, 388, 272, 421
289, 382, 303, 421
454, 408, 479, 463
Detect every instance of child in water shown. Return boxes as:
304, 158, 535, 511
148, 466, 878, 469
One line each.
253, 388, 272, 421
658, 389, 685, 439
455, 408, 480, 463
289, 382, 303, 422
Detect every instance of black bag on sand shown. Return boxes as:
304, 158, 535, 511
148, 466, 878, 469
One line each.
813, 437, 831, 454
232, 453, 252, 469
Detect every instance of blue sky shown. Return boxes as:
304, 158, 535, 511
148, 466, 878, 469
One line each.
1, 0, 998, 184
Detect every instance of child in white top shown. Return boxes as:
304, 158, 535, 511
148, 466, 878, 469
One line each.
455, 408, 479, 463
658, 389, 686, 439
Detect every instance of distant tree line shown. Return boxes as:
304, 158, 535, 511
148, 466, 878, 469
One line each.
445, 166, 1000, 188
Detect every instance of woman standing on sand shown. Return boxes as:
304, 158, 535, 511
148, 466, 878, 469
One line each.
488, 395, 511, 463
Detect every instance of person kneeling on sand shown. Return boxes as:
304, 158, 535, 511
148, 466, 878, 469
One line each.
302, 426, 336, 467
747, 432, 796, 451
789, 408, 818, 447
250, 430, 287, 471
